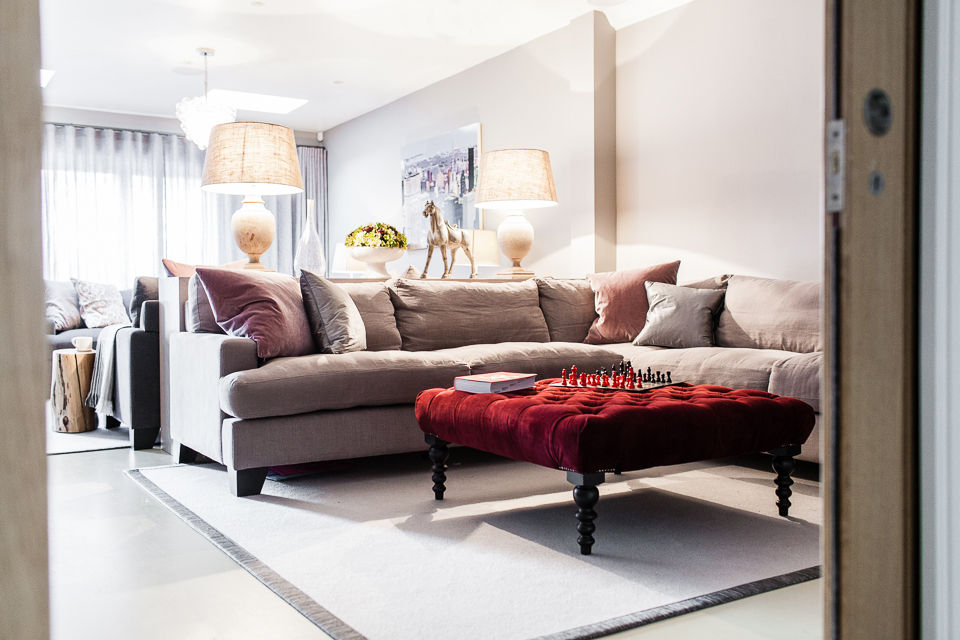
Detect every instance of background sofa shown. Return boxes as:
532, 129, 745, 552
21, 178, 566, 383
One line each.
166, 274, 823, 496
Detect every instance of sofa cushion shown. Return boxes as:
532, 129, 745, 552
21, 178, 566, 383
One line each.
44, 280, 83, 331
46, 327, 101, 352
197, 268, 314, 359
603, 344, 795, 393
162, 257, 247, 277
716, 275, 822, 353
535, 278, 597, 343
72, 278, 131, 328
388, 278, 549, 351
768, 351, 822, 412
129, 276, 159, 328
220, 350, 471, 419
435, 342, 626, 380
585, 261, 681, 344
634, 282, 725, 348
681, 274, 732, 290
300, 271, 366, 354
338, 281, 402, 351
187, 274, 226, 334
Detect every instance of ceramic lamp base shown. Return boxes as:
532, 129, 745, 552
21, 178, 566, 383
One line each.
497, 213, 534, 277
232, 195, 276, 269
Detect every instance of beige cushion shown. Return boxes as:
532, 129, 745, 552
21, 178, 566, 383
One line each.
768, 351, 822, 412
603, 344, 795, 393
535, 278, 597, 343
435, 342, 626, 380
681, 274, 732, 290
220, 350, 472, 419
388, 278, 550, 351
716, 275, 822, 353
338, 281, 402, 351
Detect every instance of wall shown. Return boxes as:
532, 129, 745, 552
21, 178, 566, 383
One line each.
0, 0, 50, 637
615, 0, 824, 282
323, 12, 617, 279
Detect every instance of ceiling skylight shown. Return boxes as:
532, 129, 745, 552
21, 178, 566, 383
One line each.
205, 89, 307, 115
40, 69, 56, 88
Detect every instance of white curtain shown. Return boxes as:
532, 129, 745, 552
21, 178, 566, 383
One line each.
41, 124, 328, 287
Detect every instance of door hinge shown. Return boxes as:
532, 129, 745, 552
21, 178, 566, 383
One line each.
826, 119, 845, 213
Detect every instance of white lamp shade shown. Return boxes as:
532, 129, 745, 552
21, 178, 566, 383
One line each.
475, 149, 558, 210
201, 122, 304, 196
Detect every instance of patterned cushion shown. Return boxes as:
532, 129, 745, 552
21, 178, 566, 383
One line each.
71, 279, 130, 328
44, 280, 83, 331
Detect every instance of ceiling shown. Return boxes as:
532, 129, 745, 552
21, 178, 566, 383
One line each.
39, 0, 693, 132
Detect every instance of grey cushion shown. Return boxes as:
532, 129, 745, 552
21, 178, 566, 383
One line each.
602, 344, 795, 393
435, 342, 625, 380
220, 350, 471, 419
768, 351, 822, 412
388, 278, 550, 351
186, 274, 225, 334
300, 271, 367, 354
129, 276, 159, 328
72, 279, 131, 328
535, 278, 597, 343
44, 280, 83, 331
716, 275, 822, 353
634, 282, 725, 348
338, 281, 402, 351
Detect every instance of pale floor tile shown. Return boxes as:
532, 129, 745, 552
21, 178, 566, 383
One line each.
47, 447, 822, 640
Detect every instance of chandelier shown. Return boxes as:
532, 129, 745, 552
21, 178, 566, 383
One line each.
176, 48, 236, 150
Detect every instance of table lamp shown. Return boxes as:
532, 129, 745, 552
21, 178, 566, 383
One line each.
475, 149, 558, 278
201, 122, 304, 270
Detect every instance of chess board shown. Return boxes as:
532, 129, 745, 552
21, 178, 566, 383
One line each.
547, 381, 680, 393
549, 360, 679, 393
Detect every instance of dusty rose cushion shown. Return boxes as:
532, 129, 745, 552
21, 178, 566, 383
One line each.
584, 261, 681, 344
195, 268, 314, 359
162, 258, 247, 277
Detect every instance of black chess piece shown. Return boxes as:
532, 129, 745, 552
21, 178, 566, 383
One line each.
666, 372, 672, 383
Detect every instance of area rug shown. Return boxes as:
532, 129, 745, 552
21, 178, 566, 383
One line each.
129, 449, 821, 640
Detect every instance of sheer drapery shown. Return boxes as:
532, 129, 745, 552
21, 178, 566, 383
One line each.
41, 124, 328, 287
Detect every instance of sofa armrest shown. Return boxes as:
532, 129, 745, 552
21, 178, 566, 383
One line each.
169, 332, 258, 463
111, 327, 160, 429
140, 300, 160, 333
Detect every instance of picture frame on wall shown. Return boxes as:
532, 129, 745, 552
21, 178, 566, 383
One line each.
401, 123, 481, 249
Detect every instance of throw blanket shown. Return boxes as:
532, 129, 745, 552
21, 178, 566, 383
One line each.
85, 323, 130, 415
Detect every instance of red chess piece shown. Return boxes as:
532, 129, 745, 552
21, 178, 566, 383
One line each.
602, 374, 609, 387
561, 369, 568, 385
579, 373, 587, 386
570, 365, 578, 380
626, 376, 635, 389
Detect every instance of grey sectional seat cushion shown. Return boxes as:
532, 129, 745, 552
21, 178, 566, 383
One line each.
535, 278, 597, 343
46, 327, 101, 352
768, 351, 822, 412
716, 275, 821, 353
388, 278, 550, 351
220, 350, 472, 419
435, 342, 626, 380
604, 344, 812, 395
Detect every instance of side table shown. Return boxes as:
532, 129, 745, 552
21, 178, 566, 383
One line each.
50, 348, 96, 433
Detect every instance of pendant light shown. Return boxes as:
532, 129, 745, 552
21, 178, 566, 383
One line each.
175, 48, 237, 150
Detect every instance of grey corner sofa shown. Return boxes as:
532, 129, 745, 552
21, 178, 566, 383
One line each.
45, 278, 161, 449
167, 274, 823, 497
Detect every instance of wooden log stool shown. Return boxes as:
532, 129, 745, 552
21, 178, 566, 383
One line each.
50, 348, 96, 433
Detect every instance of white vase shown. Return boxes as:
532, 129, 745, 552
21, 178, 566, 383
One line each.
294, 202, 326, 277
350, 246, 405, 278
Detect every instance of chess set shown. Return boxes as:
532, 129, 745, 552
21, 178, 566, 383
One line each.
549, 359, 678, 392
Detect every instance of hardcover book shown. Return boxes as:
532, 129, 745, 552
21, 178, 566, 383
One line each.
454, 372, 537, 394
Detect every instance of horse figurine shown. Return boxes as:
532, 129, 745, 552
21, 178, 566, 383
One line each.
421, 201, 478, 279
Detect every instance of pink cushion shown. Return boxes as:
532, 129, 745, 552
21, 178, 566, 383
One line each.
195, 268, 314, 359
162, 258, 247, 277
584, 261, 681, 344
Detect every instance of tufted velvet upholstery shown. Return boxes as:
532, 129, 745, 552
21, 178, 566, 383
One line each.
416, 380, 815, 474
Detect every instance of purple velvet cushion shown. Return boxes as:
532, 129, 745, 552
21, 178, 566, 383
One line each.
195, 268, 314, 359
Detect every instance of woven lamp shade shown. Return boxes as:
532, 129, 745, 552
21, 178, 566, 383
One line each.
202, 122, 304, 195
475, 149, 558, 209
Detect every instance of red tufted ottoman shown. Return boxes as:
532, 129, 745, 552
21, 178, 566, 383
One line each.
415, 380, 816, 555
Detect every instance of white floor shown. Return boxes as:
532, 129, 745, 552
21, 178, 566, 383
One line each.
47, 448, 823, 640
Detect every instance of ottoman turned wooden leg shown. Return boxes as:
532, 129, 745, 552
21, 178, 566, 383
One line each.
567, 471, 606, 555
425, 435, 449, 500
769, 444, 802, 517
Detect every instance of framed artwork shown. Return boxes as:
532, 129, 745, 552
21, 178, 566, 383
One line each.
401, 123, 481, 249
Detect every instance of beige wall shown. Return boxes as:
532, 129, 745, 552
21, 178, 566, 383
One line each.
323, 12, 617, 278
0, 0, 50, 637
615, 0, 825, 282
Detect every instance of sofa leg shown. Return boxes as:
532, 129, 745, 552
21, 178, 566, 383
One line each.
425, 434, 449, 500
104, 415, 122, 429
130, 427, 160, 450
230, 467, 268, 497
770, 444, 801, 517
172, 441, 200, 465
567, 471, 605, 556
